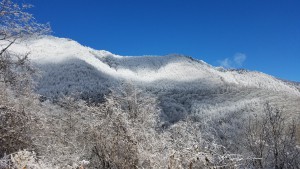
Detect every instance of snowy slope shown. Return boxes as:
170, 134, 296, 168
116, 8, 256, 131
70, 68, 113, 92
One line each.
3, 36, 300, 167
5, 36, 300, 98
283, 80, 300, 92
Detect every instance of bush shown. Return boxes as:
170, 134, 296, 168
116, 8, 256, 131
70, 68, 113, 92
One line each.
245, 103, 300, 168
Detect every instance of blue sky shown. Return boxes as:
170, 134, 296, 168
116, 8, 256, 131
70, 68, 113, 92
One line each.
29, 0, 300, 81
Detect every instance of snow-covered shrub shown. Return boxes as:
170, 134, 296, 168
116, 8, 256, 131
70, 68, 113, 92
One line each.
0, 150, 52, 169
244, 103, 300, 168
0, 106, 33, 157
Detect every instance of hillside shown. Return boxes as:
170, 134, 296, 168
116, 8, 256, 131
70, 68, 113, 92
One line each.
9, 36, 300, 95
2, 36, 300, 168
8, 36, 300, 122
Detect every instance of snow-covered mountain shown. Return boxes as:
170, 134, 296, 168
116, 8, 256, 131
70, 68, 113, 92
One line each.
7, 36, 300, 124
3, 36, 300, 168
10, 36, 299, 94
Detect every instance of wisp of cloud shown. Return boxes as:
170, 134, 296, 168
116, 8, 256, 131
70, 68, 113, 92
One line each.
219, 53, 247, 68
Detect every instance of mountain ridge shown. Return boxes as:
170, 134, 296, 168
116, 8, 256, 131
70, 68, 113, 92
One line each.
6, 36, 298, 98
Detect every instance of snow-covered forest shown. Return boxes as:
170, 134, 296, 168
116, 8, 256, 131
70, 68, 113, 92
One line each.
0, 0, 300, 168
